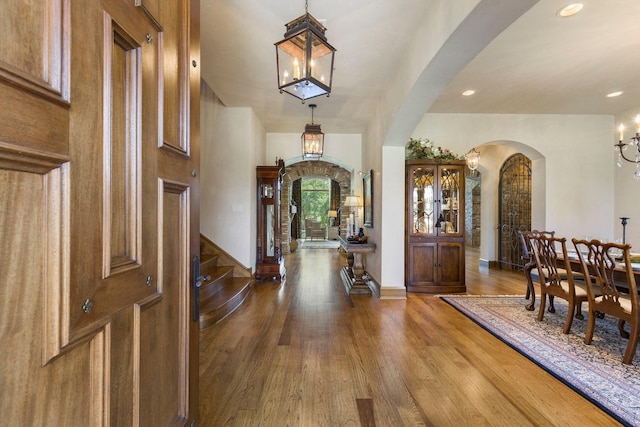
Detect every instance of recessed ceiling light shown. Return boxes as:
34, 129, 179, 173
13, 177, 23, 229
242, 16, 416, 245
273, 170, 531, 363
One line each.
461, 90, 475, 96
607, 91, 623, 98
556, 3, 584, 18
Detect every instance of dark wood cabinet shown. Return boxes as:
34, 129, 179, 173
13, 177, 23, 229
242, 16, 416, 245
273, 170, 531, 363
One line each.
256, 160, 286, 281
405, 160, 465, 292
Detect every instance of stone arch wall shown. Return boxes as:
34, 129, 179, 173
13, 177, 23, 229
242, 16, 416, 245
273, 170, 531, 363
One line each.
465, 176, 481, 247
281, 160, 352, 253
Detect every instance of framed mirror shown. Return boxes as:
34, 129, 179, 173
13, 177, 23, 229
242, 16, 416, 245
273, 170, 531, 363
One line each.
363, 170, 373, 227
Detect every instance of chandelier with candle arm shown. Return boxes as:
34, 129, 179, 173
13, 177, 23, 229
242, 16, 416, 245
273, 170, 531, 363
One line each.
615, 114, 640, 179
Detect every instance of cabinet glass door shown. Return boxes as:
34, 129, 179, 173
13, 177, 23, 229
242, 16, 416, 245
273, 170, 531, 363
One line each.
438, 166, 461, 234
265, 204, 275, 257
411, 167, 435, 234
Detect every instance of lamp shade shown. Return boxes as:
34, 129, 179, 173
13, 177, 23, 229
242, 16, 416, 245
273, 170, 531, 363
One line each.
275, 13, 336, 102
328, 210, 337, 218
343, 195, 361, 207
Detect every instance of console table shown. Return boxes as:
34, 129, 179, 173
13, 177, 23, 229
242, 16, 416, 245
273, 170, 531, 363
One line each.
338, 236, 376, 295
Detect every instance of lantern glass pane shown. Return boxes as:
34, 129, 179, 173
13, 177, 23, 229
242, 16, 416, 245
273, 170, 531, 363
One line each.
302, 132, 323, 158
284, 81, 327, 100
276, 38, 305, 87
310, 33, 333, 86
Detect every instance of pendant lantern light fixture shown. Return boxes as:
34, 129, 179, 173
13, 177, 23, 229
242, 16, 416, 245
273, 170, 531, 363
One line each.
275, 0, 336, 102
301, 104, 324, 159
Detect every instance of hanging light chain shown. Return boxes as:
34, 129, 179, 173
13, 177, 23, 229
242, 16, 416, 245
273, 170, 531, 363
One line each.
305, 0, 309, 14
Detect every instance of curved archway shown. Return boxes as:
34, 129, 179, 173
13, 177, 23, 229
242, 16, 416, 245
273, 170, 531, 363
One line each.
281, 159, 353, 253
468, 140, 546, 263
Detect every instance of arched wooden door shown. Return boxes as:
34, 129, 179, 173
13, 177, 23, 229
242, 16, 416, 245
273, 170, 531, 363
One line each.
498, 154, 532, 270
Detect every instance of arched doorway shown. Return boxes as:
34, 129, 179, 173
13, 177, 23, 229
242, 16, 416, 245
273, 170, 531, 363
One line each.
498, 153, 532, 270
281, 160, 352, 253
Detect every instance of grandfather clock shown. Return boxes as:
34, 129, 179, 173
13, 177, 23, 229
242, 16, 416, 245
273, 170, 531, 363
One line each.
256, 159, 286, 281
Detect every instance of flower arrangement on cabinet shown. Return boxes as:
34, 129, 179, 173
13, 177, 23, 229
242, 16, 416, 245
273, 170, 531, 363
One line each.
406, 137, 464, 162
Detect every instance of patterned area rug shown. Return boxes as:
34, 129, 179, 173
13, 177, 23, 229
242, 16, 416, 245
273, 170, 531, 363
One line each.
440, 295, 640, 426
299, 239, 340, 249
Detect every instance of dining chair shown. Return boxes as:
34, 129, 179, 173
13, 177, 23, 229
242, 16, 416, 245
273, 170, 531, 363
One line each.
519, 230, 555, 311
528, 234, 588, 334
572, 238, 639, 364
304, 218, 326, 241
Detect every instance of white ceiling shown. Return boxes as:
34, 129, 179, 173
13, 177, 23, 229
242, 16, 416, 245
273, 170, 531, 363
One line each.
200, 0, 640, 135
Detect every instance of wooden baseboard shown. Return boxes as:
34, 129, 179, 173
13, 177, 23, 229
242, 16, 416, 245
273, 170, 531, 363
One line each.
379, 286, 407, 299
479, 258, 499, 269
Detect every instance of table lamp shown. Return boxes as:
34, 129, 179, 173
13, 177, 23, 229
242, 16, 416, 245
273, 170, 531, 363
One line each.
328, 210, 337, 226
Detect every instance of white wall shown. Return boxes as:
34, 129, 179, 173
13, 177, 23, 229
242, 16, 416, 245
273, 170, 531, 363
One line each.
371, 113, 616, 294
201, 82, 265, 270
380, 146, 405, 297
266, 133, 362, 177
410, 114, 615, 258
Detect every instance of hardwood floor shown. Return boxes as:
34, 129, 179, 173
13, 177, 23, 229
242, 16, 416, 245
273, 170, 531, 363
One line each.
199, 247, 620, 426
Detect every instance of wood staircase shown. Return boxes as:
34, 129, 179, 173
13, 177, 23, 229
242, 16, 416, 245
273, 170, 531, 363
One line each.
198, 235, 253, 329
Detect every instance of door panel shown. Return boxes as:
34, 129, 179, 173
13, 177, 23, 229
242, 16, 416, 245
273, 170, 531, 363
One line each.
0, 0, 199, 424
439, 242, 464, 284
1, 169, 91, 424
137, 0, 190, 155
408, 243, 437, 287
0, 0, 69, 99
70, 1, 159, 339
138, 182, 191, 426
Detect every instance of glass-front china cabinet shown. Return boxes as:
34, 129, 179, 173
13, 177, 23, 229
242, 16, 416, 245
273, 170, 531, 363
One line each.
405, 159, 465, 292
256, 160, 285, 281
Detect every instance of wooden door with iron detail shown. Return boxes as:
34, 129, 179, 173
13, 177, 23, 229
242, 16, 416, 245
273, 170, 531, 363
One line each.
0, 0, 200, 425
498, 153, 532, 271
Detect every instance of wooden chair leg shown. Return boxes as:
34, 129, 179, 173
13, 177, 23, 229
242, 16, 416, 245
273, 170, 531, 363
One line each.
622, 321, 639, 365
584, 311, 596, 345
524, 265, 535, 311
547, 295, 556, 313
574, 301, 584, 320
537, 293, 546, 322
618, 319, 630, 339
562, 300, 575, 334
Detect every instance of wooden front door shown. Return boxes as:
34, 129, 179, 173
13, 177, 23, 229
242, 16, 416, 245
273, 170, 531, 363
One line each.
0, 0, 200, 425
